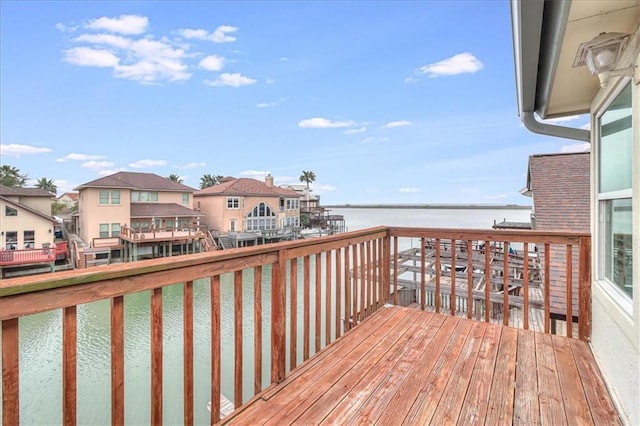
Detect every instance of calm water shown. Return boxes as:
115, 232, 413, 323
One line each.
2, 207, 530, 425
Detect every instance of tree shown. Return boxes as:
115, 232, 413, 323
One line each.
35, 177, 57, 195
167, 174, 184, 183
200, 174, 223, 189
0, 165, 28, 187
299, 171, 316, 189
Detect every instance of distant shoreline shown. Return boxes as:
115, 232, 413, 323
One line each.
324, 204, 531, 210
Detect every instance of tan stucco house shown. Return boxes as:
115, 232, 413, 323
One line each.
512, 1, 639, 422
56, 192, 78, 210
0, 184, 57, 250
194, 175, 300, 234
74, 172, 201, 247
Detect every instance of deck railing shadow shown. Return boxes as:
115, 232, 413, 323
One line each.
0, 226, 591, 424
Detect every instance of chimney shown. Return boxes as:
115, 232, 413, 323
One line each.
265, 174, 274, 187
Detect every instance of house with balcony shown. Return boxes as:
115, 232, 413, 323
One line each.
0, 1, 637, 424
74, 172, 207, 264
194, 174, 301, 245
512, 0, 639, 422
0, 184, 62, 277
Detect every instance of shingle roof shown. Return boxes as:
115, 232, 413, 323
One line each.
0, 184, 55, 197
527, 152, 590, 232
130, 203, 203, 218
74, 172, 196, 192
194, 178, 300, 198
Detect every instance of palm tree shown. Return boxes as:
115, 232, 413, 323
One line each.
167, 174, 184, 183
299, 171, 316, 190
35, 177, 57, 195
200, 173, 223, 189
0, 165, 28, 187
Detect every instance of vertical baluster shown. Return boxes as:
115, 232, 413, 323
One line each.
63, 306, 77, 426
2, 318, 19, 426
544, 244, 551, 334
420, 237, 426, 311
393, 237, 399, 305
335, 248, 342, 338
484, 242, 491, 323
366, 241, 373, 315
325, 250, 332, 345
234, 270, 243, 407
151, 288, 163, 424
111, 297, 124, 426
344, 245, 351, 331
352, 243, 359, 326
467, 240, 473, 319
211, 275, 221, 423
504, 242, 510, 326
183, 281, 194, 425
523, 243, 529, 330
303, 255, 310, 360
290, 258, 298, 370
254, 266, 263, 395
373, 239, 379, 311
435, 238, 441, 313
315, 253, 322, 353
451, 240, 457, 317
271, 252, 286, 383
578, 236, 592, 341
566, 245, 573, 338
359, 242, 366, 320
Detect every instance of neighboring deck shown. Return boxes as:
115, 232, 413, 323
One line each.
224, 306, 619, 425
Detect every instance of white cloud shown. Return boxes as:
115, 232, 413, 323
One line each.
384, 120, 412, 128
298, 117, 355, 128
82, 160, 115, 170
206, 73, 257, 87
239, 170, 270, 179
541, 115, 582, 124
0, 144, 52, 157
57, 153, 106, 162
85, 15, 149, 35
174, 162, 206, 169
361, 136, 390, 144
399, 187, 421, 193
74, 33, 131, 49
313, 184, 336, 194
129, 159, 167, 168
579, 122, 591, 130
177, 25, 238, 43
256, 97, 287, 108
560, 142, 590, 153
343, 126, 367, 134
98, 168, 126, 176
199, 55, 225, 71
404, 77, 418, 84
63, 47, 120, 67
418, 52, 483, 77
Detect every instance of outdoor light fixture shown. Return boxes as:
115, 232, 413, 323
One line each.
574, 32, 635, 88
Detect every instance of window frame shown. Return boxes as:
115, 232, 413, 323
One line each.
594, 78, 634, 315
227, 197, 240, 209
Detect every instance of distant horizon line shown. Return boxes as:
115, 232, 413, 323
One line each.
324, 203, 532, 210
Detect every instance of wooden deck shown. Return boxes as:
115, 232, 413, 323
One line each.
223, 306, 620, 425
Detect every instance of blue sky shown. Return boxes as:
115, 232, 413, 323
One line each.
0, 1, 589, 205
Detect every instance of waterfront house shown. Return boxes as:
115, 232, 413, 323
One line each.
194, 174, 301, 234
74, 172, 207, 263
512, 0, 639, 422
522, 152, 590, 331
0, 184, 58, 276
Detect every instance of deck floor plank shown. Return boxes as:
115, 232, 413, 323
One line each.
222, 306, 621, 426
513, 329, 539, 425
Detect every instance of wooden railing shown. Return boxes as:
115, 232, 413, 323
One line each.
0, 226, 590, 425
119, 225, 207, 241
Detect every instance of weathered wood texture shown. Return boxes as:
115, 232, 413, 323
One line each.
224, 307, 620, 426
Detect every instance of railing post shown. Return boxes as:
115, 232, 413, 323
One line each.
2, 318, 19, 426
578, 236, 592, 341
271, 249, 287, 383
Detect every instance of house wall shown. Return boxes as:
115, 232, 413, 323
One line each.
0, 199, 55, 249
19, 197, 52, 216
589, 37, 640, 425
78, 188, 131, 244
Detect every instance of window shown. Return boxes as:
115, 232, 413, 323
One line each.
598, 82, 633, 301
131, 191, 158, 202
5, 206, 17, 216
229, 219, 236, 232
280, 197, 285, 212
286, 199, 299, 210
5, 231, 17, 250
99, 223, 109, 238
99, 190, 120, 205
227, 197, 240, 209
245, 202, 276, 231
23, 230, 34, 249
111, 223, 121, 237
182, 193, 189, 205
